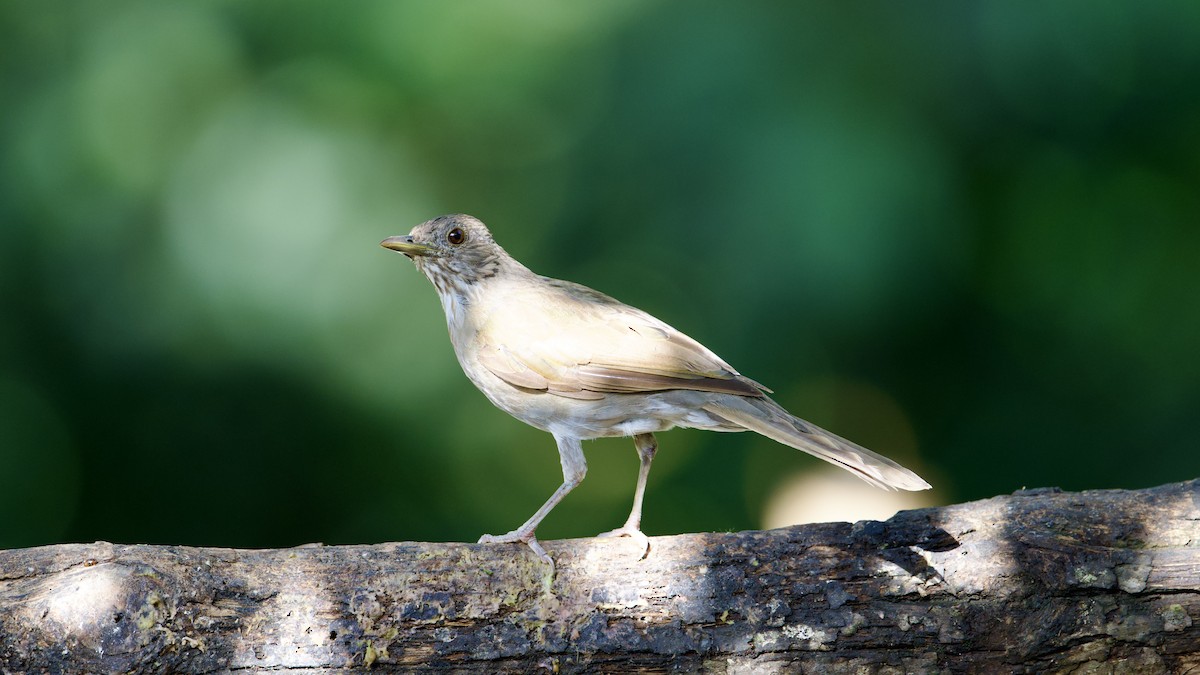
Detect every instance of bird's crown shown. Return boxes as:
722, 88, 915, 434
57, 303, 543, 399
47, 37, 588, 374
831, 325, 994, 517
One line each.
409, 214, 495, 253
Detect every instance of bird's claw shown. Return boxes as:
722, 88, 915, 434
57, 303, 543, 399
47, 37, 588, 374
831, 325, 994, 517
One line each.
597, 525, 651, 560
478, 530, 555, 570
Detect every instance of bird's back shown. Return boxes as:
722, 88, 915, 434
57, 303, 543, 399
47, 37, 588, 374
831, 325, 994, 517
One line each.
468, 273, 766, 400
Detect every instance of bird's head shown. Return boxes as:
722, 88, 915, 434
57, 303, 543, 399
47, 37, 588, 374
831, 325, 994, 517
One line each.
381, 214, 515, 295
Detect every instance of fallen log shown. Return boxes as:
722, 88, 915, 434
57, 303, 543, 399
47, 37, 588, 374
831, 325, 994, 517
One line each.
2, 480, 1197, 673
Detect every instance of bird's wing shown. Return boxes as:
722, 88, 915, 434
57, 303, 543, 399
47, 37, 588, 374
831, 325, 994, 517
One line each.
476, 279, 768, 399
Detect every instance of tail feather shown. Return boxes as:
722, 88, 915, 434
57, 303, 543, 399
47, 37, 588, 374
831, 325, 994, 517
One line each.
703, 396, 931, 492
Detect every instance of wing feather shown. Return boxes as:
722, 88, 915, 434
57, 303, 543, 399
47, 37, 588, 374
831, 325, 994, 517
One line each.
476, 278, 767, 399
476, 346, 550, 390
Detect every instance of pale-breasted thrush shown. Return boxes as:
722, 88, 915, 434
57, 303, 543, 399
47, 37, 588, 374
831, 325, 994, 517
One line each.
382, 214, 930, 565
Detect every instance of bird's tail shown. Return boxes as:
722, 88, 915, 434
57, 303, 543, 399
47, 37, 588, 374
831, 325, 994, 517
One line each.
702, 395, 931, 491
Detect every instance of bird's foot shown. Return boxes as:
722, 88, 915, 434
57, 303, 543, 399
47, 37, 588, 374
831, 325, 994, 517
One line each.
597, 525, 651, 560
478, 530, 554, 570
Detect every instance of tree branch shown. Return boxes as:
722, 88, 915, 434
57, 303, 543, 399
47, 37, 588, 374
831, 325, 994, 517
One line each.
3, 480, 1198, 673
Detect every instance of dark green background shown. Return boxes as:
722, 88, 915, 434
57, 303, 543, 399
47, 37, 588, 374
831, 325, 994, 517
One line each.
2, 2, 1198, 549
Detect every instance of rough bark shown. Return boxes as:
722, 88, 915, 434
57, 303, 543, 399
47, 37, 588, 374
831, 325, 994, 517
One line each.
2, 480, 1197, 674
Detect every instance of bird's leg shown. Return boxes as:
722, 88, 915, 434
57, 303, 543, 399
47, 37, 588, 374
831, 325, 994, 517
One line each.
598, 432, 657, 558
478, 435, 586, 569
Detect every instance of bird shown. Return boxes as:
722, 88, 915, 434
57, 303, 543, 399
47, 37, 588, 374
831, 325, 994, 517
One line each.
381, 214, 930, 566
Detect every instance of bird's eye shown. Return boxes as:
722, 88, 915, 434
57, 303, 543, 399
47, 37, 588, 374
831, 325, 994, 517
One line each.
446, 228, 465, 246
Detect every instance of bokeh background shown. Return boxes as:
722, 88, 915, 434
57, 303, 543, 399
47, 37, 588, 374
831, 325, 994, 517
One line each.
2, 2, 1198, 550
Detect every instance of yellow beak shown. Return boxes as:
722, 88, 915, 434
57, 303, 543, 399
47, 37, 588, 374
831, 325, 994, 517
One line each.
381, 235, 438, 257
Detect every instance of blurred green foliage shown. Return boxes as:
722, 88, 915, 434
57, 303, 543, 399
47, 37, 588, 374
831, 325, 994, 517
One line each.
2, 2, 1198, 549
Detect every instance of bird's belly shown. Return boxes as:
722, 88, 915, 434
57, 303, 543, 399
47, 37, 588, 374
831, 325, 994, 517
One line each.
460, 367, 676, 437
484, 386, 675, 438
